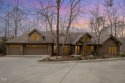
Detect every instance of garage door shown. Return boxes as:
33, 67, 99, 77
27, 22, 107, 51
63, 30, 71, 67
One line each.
8, 45, 20, 55
25, 45, 48, 55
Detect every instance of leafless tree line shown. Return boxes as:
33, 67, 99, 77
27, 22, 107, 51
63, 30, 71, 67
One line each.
89, 0, 125, 44
1, 0, 125, 37
88, 0, 125, 53
37, 0, 85, 56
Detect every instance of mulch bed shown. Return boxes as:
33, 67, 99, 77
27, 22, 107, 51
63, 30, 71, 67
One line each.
38, 55, 96, 62
38, 55, 122, 62
38, 56, 79, 62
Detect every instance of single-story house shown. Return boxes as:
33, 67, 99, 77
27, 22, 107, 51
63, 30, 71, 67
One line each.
5, 29, 122, 56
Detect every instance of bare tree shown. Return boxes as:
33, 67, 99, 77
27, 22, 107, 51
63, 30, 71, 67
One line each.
56, 0, 61, 56
0, 0, 4, 36
0, 0, 3, 12
20, 19, 34, 33
6, 0, 26, 37
104, 0, 119, 37
115, 16, 125, 53
89, 3, 108, 55
37, 0, 62, 56
119, 0, 125, 46
119, 0, 125, 13
37, 0, 85, 56
3, 12, 11, 38
60, 0, 84, 56
104, 0, 114, 7
37, 0, 56, 40
119, 0, 125, 38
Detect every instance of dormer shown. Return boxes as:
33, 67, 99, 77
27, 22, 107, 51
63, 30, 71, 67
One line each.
81, 33, 91, 42
73, 33, 92, 45
28, 29, 44, 41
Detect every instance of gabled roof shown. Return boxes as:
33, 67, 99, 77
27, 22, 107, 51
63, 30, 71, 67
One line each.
73, 33, 84, 44
73, 32, 93, 44
100, 35, 122, 45
28, 29, 43, 36
5, 29, 122, 45
5, 31, 53, 44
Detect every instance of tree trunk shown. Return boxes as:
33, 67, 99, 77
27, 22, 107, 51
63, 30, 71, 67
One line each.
56, 0, 61, 57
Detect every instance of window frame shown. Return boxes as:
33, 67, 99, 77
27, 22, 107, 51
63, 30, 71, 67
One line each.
109, 46, 117, 55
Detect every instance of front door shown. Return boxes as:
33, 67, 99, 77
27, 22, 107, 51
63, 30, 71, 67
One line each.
75, 46, 81, 55
83, 45, 94, 55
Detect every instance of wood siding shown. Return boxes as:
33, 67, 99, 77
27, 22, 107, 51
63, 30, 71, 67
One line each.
97, 38, 120, 56
6, 38, 120, 56
29, 31, 43, 41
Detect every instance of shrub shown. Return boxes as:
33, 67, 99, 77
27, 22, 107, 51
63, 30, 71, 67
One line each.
75, 56, 83, 60
120, 52, 125, 57
102, 55, 108, 58
70, 55, 83, 60
0, 37, 6, 55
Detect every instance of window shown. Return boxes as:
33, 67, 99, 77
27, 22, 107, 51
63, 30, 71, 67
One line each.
109, 46, 116, 55
26, 45, 47, 48
75, 46, 80, 55
31, 33, 40, 41
9, 45, 21, 48
53, 45, 70, 54
63, 45, 70, 54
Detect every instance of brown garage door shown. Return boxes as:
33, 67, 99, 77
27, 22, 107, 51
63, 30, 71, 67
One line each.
25, 45, 48, 55
8, 45, 20, 55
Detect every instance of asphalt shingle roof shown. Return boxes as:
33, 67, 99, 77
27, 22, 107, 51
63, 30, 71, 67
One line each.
5, 29, 122, 45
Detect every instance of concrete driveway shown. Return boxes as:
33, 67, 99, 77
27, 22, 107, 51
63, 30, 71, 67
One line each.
0, 56, 125, 83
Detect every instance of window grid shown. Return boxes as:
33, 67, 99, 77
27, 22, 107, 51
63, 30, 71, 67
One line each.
9, 45, 21, 48
26, 45, 47, 48
109, 46, 116, 55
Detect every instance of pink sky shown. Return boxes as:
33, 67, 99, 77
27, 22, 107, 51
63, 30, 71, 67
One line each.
3, 0, 123, 29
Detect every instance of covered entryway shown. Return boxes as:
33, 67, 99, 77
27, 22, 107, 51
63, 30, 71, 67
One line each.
8, 45, 20, 55
24, 45, 48, 55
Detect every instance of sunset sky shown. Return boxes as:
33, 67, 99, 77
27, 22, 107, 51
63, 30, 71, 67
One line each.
2, 0, 124, 29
